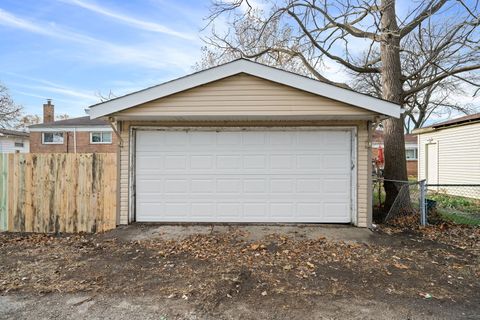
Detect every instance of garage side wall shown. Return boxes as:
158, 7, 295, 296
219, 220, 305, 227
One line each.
418, 122, 480, 183
118, 121, 371, 227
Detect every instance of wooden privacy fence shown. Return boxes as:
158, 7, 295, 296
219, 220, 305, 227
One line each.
0, 153, 117, 233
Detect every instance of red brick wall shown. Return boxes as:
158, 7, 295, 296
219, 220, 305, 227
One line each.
30, 131, 117, 153
407, 160, 418, 177
372, 147, 418, 177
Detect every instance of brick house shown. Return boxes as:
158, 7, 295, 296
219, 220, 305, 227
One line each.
372, 130, 418, 177
29, 100, 117, 153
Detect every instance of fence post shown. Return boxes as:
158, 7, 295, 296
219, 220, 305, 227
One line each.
419, 179, 426, 226
0, 154, 7, 231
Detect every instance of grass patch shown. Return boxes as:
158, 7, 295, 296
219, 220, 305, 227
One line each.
438, 210, 480, 226
373, 185, 385, 207
428, 193, 480, 214
427, 192, 480, 226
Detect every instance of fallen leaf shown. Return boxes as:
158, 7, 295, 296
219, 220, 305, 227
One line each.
393, 263, 409, 270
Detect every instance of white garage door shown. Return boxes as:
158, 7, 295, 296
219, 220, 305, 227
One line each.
135, 129, 353, 223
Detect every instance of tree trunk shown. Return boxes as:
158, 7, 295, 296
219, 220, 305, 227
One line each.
380, 0, 409, 213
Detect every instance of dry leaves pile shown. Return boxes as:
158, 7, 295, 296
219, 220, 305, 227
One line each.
0, 225, 479, 310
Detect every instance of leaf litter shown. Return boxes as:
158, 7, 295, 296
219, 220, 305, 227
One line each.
0, 223, 478, 312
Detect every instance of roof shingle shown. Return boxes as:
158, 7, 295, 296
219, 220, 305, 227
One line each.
429, 113, 480, 129
29, 116, 109, 128
0, 129, 29, 137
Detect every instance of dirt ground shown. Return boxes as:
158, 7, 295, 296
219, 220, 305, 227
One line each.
0, 224, 479, 320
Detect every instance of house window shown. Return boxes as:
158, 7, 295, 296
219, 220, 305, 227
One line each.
14, 142, 24, 148
90, 132, 112, 144
42, 132, 64, 144
406, 148, 418, 160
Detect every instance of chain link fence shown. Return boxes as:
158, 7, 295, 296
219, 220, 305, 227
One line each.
373, 179, 480, 226
373, 179, 421, 225
425, 184, 480, 225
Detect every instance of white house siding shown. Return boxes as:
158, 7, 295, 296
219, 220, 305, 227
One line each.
418, 122, 480, 198
0, 137, 30, 153
117, 120, 371, 227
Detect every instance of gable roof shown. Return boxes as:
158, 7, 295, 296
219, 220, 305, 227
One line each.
29, 116, 110, 129
429, 113, 480, 129
88, 59, 402, 119
0, 128, 29, 138
413, 112, 480, 134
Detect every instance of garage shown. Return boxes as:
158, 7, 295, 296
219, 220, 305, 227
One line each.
135, 128, 354, 223
88, 59, 402, 227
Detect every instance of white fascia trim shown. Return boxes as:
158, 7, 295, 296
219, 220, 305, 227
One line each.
113, 114, 378, 121
89, 60, 401, 119
29, 127, 113, 132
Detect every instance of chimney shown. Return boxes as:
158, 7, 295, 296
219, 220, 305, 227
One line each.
43, 99, 54, 123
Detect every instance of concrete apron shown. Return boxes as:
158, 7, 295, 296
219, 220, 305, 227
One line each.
115, 224, 374, 243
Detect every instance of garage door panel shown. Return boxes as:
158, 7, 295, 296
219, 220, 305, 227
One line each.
296, 179, 322, 193
164, 132, 188, 145
243, 179, 267, 193
323, 155, 350, 170
164, 179, 188, 193
324, 179, 349, 194
270, 155, 294, 169
136, 179, 163, 193
216, 155, 241, 169
190, 132, 216, 145
269, 132, 292, 145
217, 203, 241, 217
270, 203, 295, 219
297, 203, 323, 218
242, 132, 266, 145
136, 156, 163, 171
217, 132, 241, 145
191, 179, 215, 193
190, 155, 214, 169
191, 203, 215, 217
270, 179, 294, 193
216, 179, 242, 193
135, 129, 352, 223
243, 203, 267, 217
324, 203, 350, 220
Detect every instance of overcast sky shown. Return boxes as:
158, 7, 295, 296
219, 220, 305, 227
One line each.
0, 0, 478, 121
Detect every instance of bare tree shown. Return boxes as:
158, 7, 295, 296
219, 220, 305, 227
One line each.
196, 12, 331, 81
56, 114, 70, 120
351, 16, 479, 132
0, 84, 22, 129
202, 0, 480, 211
18, 114, 41, 128
95, 90, 117, 102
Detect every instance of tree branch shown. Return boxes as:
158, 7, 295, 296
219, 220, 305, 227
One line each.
286, 9, 381, 73
399, 0, 448, 38
404, 64, 480, 97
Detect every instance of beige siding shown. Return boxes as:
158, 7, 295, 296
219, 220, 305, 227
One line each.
117, 120, 371, 227
114, 74, 375, 117
418, 122, 480, 185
